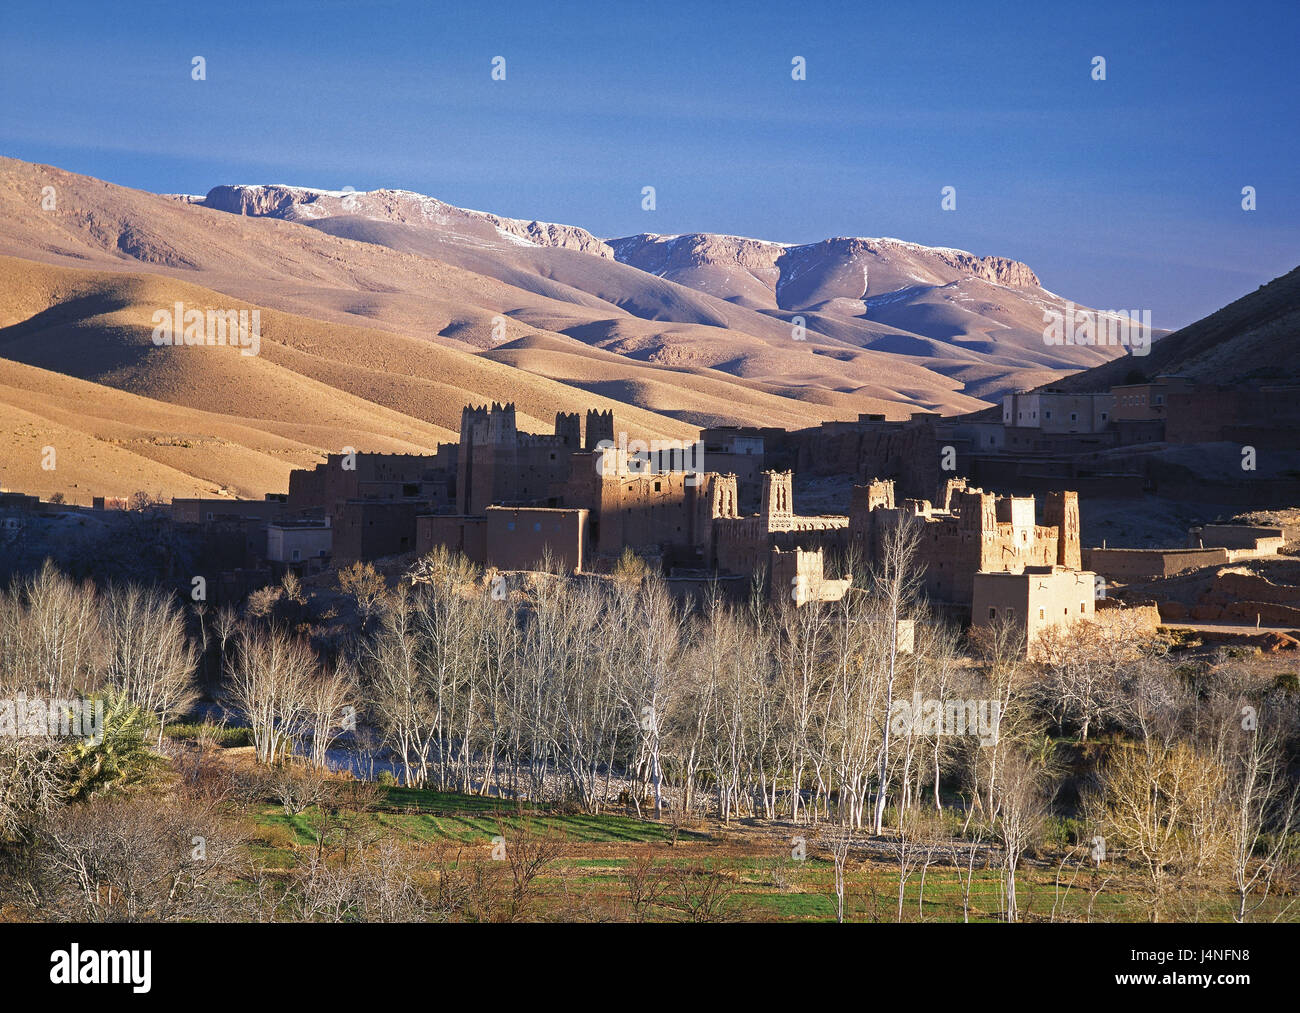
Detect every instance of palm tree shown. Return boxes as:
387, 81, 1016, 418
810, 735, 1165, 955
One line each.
64, 689, 165, 801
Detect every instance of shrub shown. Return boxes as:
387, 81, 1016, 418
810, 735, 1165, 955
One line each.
278, 765, 333, 815
1272, 673, 1299, 693
165, 723, 252, 747
1041, 815, 1084, 850
251, 821, 299, 851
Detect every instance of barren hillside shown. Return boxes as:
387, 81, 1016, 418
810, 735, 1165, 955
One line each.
0, 157, 1138, 501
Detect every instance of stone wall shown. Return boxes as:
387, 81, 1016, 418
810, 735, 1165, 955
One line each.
416, 514, 487, 564
1194, 524, 1286, 554
1082, 547, 1230, 580
334, 500, 421, 563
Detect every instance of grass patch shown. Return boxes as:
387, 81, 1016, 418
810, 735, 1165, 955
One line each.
164, 722, 251, 747
376, 787, 706, 843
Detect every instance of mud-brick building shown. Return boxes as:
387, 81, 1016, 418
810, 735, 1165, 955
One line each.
267, 518, 332, 567
849, 477, 1081, 605
483, 506, 590, 573
769, 545, 853, 606
785, 412, 942, 502
713, 471, 849, 575
416, 513, 487, 565
971, 565, 1097, 658
700, 426, 766, 511
171, 497, 288, 525
457, 403, 612, 514
564, 442, 741, 567
333, 500, 423, 563
1165, 383, 1300, 448
284, 449, 457, 563
288, 448, 457, 517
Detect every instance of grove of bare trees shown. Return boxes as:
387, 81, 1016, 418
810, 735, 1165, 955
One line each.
1, 539, 1297, 923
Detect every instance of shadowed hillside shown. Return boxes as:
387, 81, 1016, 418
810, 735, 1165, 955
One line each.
1048, 266, 1300, 391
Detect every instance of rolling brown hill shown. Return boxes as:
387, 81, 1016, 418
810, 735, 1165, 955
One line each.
185, 183, 1129, 402
0, 156, 1132, 502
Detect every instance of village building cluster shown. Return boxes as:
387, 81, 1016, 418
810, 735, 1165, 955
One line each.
155, 401, 1121, 652
11, 374, 1291, 655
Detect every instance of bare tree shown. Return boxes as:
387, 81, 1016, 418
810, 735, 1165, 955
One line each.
885, 803, 938, 922
496, 812, 566, 922
339, 561, 389, 629
990, 748, 1053, 923
37, 793, 243, 922
0, 560, 102, 697
1032, 612, 1152, 740
820, 823, 854, 923
306, 660, 356, 771
355, 585, 435, 786
213, 603, 239, 661
1223, 700, 1300, 922
0, 733, 64, 846
1088, 739, 1228, 923
623, 853, 670, 922
102, 583, 199, 746
290, 838, 430, 923
871, 519, 923, 835
946, 797, 989, 923
224, 625, 317, 765
664, 861, 737, 923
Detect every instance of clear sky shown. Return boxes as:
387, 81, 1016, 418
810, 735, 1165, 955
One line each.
2, 0, 1296, 328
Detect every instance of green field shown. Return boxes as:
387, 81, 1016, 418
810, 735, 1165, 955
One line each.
240, 787, 1296, 922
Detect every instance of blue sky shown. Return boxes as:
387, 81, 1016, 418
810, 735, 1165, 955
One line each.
2, 0, 1296, 327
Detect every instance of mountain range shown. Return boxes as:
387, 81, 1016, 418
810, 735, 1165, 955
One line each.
0, 156, 1135, 502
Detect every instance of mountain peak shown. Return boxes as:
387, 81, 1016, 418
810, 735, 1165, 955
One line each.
194, 183, 614, 258
607, 231, 1041, 312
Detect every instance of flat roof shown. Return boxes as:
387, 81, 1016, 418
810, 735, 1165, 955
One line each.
484, 505, 588, 515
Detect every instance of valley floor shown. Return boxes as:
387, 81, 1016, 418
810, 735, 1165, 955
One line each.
239, 780, 1298, 924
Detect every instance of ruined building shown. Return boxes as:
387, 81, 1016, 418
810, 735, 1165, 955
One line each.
849, 476, 1081, 604
714, 470, 849, 576
770, 545, 853, 607
286, 448, 457, 563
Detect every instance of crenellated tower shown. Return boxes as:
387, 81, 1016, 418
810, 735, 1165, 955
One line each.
458, 402, 520, 514
555, 412, 580, 448
585, 409, 615, 450
1042, 490, 1081, 571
